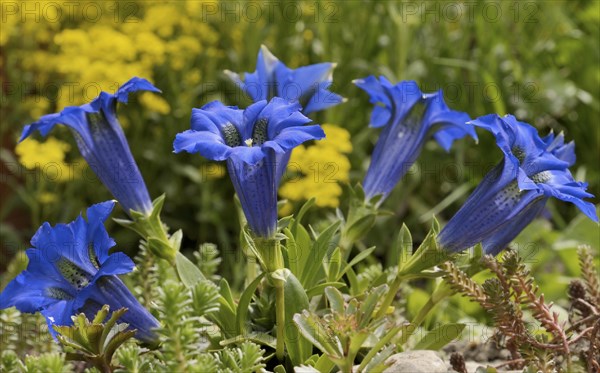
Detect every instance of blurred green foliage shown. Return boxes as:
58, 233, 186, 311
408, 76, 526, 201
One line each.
1, 0, 598, 288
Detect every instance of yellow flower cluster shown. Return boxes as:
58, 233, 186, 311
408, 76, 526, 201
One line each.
15, 137, 70, 170
279, 124, 352, 214
15, 137, 84, 184
3, 0, 222, 115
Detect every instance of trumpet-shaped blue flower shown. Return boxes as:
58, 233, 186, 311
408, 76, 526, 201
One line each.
0, 201, 159, 343
20, 77, 159, 216
438, 114, 598, 255
225, 45, 344, 114
174, 98, 325, 237
354, 76, 477, 202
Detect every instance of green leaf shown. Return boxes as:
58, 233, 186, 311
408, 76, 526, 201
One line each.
293, 311, 342, 358
150, 194, 166, 217
326, 247, 342, 282
306, 282, 346, 298
398, 228, 449, 277
219, 278, 236, 312
358, 285, 388, 327
220, 332, 277, 349
273, 364, 287, 373
293, 198, 316, 233
284, 228, 300, 276
394, 224, 412, 269
169, 229, 183, 251
345, 267, 361, 296
554, 209, 600, 250
301, 221, 341, 289
431, 215, 440, 234
92, 305, 110, 324
343, 214, 376, 244
175, 251, 205, 288
103, 329, 137, 362
324, 287, 345, 314
279, 269, 312, 366
236, 273, 266, 335
358, 326, 401, 371
338, 246, 376, 280
215, 278, 238, 338
313, 353, 336, 373
100, 308, 128, 350
414, 323, 465, 350
347, 330, 370, 362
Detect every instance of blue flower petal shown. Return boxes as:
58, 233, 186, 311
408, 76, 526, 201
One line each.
19, 78, 156, 215
275, 63, 335, 107
229, 146, 267, 165
440, 113, 597, 255
173, 130, 232, 161
481, 198, 547, 255
93, 253, 135, 279
303, 88, 344, 114
227, 45, 343, 114
357, 77, 473, 201
0, 203, 155, 343
175, 97, 324, 237
353, 76, 392, 109
544, 131, 576, 166
41, 300, 77, 339
191, 101, 244, 135
0, 251, 72, 313
265, 125, 326, 153
115, 77, 161, 104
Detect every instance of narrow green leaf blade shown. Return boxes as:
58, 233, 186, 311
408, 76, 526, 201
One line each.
236, 273, 266, 335
414, 323, 465, 350
301, 221, 341, 289
280, 269, 312, 366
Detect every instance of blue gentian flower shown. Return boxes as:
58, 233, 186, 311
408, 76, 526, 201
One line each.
20, 77, 160, 216
225, 45, 344, 114
174, 98, 325, 237
0, 201, 159, 343
354, 76, 478, 202
438, 114, 598, 255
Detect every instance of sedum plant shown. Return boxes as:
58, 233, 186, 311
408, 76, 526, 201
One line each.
53, 306, 136, 372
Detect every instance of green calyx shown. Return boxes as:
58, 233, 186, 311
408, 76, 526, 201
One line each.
114, 194, 179, 264
339, 184, 390, 254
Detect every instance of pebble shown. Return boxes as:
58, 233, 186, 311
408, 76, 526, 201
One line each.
383, 350, 447, 373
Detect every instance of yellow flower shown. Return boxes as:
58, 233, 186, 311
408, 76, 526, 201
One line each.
139, 92, 171, 115
37, 192, 58, 204
16, 137, 70, 170
279, 202, 294, 217
135, 32, 166, 66
279, 124, 352, 212
22, 96, 50, 120
202, 163, 227, 180
320, 124, 353, 153
15, 137, 80, 183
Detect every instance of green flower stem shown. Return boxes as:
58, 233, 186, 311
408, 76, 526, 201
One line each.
376, 232, 448, 319
397, 283, 454, 346
376, 274, 407, 319
254, 237, 286, 361
274, 277, 285, 361
339, 190, 381, 260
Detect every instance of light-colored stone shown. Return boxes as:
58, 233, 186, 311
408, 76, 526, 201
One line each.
383, 350, 447, 373
463, 361, 522, 373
